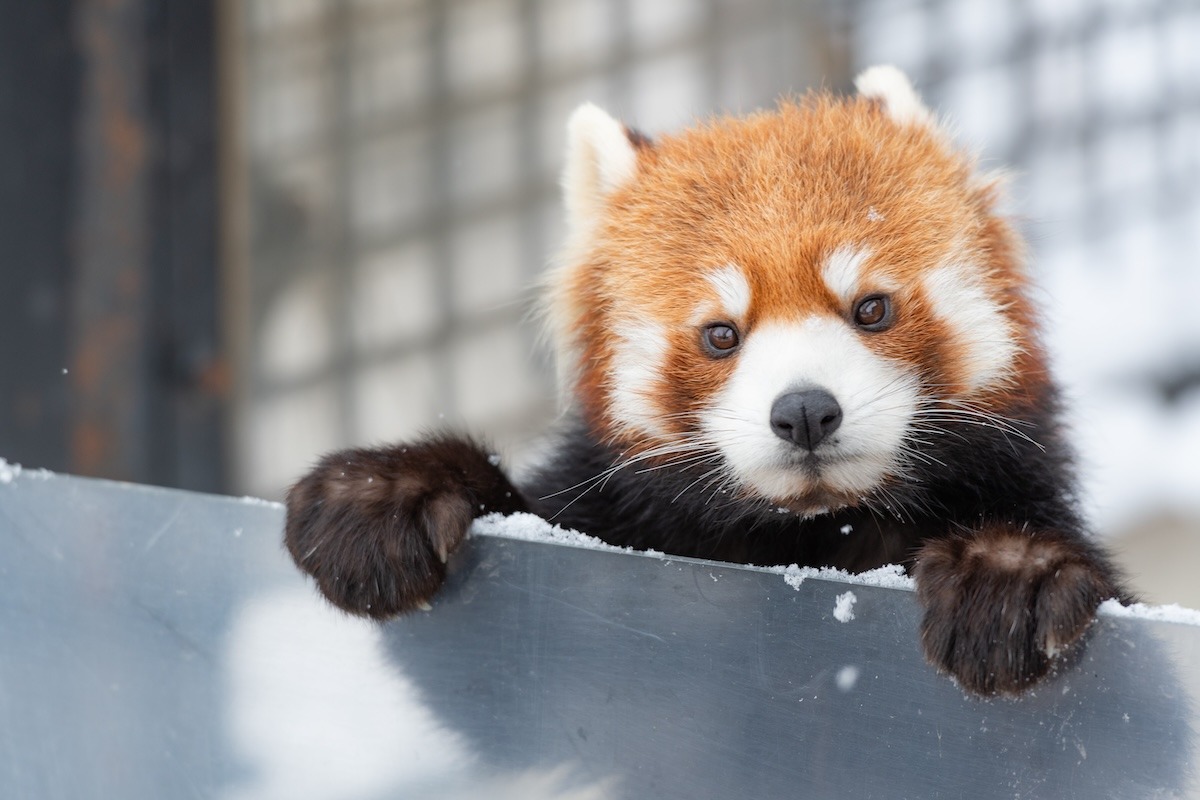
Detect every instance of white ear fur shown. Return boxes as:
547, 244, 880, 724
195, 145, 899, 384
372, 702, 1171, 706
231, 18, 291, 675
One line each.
545, 105, 641, 406
562, 103, 639, 237
854, 65, 934, 128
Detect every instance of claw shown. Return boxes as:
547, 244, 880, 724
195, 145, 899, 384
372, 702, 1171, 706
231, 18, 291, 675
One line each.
416, 600, 433, 611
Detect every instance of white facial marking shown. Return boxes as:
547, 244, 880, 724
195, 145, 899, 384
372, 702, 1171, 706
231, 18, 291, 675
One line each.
922, 263, 1018, 391
705, 264, 752, 320
822, 246, 871, 305
608, 319, 669, 437
701, 317, 920, 502
854, 65, 934, 128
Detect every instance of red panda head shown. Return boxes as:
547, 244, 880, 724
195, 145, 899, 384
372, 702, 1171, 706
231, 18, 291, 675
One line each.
546, 66, 1045, 516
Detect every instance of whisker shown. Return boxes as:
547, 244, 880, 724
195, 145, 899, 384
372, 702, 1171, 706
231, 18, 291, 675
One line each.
671, 464, 727, 504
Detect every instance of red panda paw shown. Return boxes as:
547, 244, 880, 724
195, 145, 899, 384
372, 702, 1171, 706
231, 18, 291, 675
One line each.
284, 437, 526, 619
913, 526, 1120, 696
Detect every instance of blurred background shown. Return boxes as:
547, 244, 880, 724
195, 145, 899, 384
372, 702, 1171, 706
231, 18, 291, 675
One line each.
2, 0, 1198, 604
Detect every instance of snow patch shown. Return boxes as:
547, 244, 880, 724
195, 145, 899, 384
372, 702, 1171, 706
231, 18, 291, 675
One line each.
1098, 598, 1200, 627
473, 512, 664, 558
776, 562, 913, 592
240, 495, 285, 510
0, 458, 53, 484
835, 665, 860, 691
0, 459, 21, 484
833, 591, 858, 622
474, 514, 918, 594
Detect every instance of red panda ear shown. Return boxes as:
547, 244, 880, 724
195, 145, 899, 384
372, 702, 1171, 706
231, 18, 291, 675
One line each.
855, 66, 1012, 212
854, 65, 935, 129
562, 103, 646, 239
546, 105, 649, 405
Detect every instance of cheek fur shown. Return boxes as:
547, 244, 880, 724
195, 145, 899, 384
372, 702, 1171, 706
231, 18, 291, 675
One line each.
921, 262, 1019, 393
603, 319, 670, 439
866, 292, 959, 392
660, 328, 739, 435
592, 265, 753, 445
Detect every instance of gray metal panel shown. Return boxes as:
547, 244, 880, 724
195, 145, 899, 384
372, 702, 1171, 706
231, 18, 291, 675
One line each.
0, 470, 1195, 799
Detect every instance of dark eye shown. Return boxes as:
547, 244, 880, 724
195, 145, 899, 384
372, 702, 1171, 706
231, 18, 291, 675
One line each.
702, 323, 740, 356
853, 294, 892, 331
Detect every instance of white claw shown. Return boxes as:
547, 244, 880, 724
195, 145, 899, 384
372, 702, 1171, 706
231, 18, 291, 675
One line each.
416, 600, 433, 612
436, 544, 449, 563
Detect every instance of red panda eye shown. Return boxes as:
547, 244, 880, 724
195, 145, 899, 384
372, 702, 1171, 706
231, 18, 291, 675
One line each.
702, 323, 740, 356
853, 295, 892, 331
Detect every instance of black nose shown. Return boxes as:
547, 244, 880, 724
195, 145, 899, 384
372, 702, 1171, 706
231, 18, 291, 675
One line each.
770, 389, 843, 450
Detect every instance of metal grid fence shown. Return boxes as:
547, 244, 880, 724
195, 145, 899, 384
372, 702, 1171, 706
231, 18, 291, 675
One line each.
229, 0, 835, 496
847, 0, 1200, 255
228, 0, 1200, 503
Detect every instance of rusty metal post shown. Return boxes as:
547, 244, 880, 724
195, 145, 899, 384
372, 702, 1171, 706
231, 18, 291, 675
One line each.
0, 0, 224, 490
70, 0, 152, 482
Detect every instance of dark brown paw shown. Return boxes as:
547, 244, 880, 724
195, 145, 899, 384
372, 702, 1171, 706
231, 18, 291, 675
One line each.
914, 526, 1121, 696
284, 437, 525, 618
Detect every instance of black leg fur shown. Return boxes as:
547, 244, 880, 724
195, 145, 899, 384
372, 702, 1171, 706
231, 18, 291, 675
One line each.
285, 435, 527, 618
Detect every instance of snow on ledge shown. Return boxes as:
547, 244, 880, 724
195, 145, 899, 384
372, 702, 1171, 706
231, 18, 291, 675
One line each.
474, 514, 1200, 625
772, 562, 914, 592
474, 514, 912, 593
472, 512, 664, 557
1098, 598, 1200, 627
238, 495, 285, 510
4, 468, 1196, 628
0, 457, 54, 484
473, 512, 913, 591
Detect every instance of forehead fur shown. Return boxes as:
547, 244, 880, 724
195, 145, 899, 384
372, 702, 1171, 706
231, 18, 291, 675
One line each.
596, 96, 993, 311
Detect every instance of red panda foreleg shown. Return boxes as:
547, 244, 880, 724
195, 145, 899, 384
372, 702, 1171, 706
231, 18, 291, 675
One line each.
914, 524, 1127, 696
284, 435, 528, 618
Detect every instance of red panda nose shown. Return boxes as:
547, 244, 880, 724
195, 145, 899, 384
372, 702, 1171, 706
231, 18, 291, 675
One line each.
770, 389, 843, 451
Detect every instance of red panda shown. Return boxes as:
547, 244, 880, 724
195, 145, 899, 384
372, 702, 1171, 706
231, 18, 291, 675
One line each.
285, 66, 1128, 696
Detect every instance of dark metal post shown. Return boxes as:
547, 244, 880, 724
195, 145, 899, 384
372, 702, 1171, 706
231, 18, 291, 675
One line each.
0, 0, 225, 491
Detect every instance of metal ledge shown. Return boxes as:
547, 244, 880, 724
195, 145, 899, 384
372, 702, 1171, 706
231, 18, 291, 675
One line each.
0, 470, 1195, 799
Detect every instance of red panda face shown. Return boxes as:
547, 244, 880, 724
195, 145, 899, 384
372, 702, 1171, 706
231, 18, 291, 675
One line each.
699, 288, 923, 512
548, 67, 1043, 515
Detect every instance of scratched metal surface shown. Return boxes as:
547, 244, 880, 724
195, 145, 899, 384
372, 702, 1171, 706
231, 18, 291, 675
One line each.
0, 471, 1196, 799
